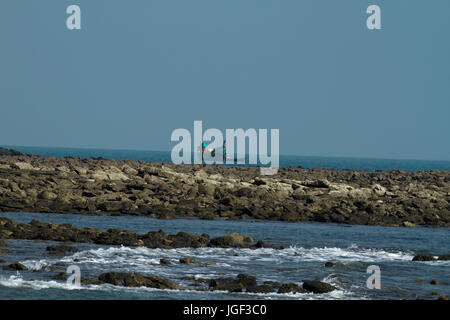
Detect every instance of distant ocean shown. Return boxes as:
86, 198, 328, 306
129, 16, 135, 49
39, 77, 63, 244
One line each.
3, 145, 450, 172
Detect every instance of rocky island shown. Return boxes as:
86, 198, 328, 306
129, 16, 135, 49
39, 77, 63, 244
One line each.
0, 149, 448, 227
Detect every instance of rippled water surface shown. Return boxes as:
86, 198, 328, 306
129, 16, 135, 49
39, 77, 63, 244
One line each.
0, 212, 448, 300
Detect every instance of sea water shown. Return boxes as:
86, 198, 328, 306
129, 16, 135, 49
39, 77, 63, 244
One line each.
0, 212, 448, 300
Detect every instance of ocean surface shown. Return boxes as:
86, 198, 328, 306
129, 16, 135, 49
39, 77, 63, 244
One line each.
3, 145, 450, 172
0, 212, 449, 300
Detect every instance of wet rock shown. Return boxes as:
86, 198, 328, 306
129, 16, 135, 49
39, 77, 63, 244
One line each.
209, 278, 244, 293
236, 274, 257, 288
437, 255, 450, 261
302, 280, 335, 294
53, 272, 67, 280
0, 248, 11, 254
412, 255, 436, 261
2, 262, 27, 271
46, 245, 78, 255
0, 240, 9, 247
247, 285, 276, 293
277, 283, 307, 294
160, 258, 171, 265
81, 278, 103, 285
209, 232, 246, 247
179, 257, 216, 266
438, 296, 449, 300
98, 272, 180, 289
324, 261, 338, 268
430, 280, 440, 285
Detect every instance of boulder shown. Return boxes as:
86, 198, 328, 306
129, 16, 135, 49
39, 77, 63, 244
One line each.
412, 255, 436, 261
160, 258, 171, 265
209, 232, 245, 247
179, 257, 216, 266
98, 272, 180, 289
2, 262, 27, 271
277, 283, 307, 294
209, 278, 244, 292
302, 280, 335, 294
46, 245, 78, 254
324, 261, 338, 268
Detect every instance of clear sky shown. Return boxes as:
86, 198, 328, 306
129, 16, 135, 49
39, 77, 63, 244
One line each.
0, 0, 449, 160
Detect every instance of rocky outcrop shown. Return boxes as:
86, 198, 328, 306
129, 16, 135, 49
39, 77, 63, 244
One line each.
46, 245, 78, 255
0, 155, 449, 226
412, 255, 436, 261
302, 280, 335, 294
2, 262, 27, 271
0, 217, 269, 249
98, 272, 180, 289
277, 283, 307, 294
0, 147, 23, 156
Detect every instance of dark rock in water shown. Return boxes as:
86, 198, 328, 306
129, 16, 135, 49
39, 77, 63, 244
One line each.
209, 232, 247, 247
324, 261, 338, 268
46, 245, 78, 255
236, 274, 257, 288
81, 278, 103, 285
209, 278, 244, 293
247, 284, 276, 293
2, 262, 27, 271
0, 216, 269, 250
53, 272, 67, 280
179, 257, 216, 266
0, 147, 23, 156
0, 248, 11, 254
160, 258, 171, 265
98, 272, 180, 289
437, 255, 450, 261
277, 283, 307, 294
438, 296, 449, 300
0, 259, 5, 263
412, 255, 436, 261
0, 240, 9, 247
302, 280, 335, 294
180, 257, 200, 264
209, 274, 265, 293
254, 240, 273, 248
430, 280, 440, 285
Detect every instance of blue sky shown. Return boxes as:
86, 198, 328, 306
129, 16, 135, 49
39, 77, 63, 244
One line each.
0, 0, 449, 160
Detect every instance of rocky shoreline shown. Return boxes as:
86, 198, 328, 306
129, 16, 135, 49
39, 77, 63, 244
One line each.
0, 216, 271, 249
0, 151, 449, 226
